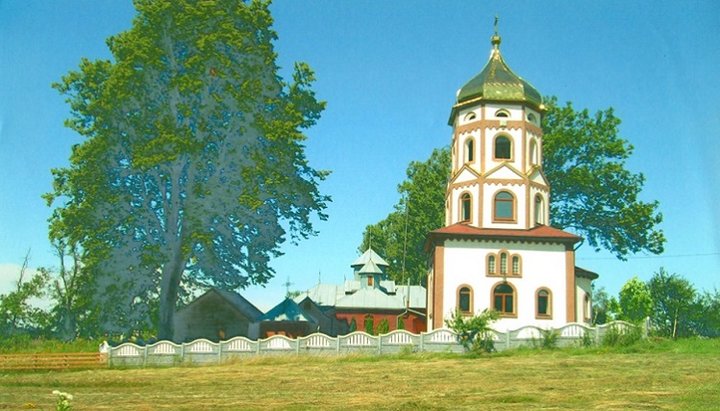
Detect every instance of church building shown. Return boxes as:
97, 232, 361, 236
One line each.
426, 28, 597, 331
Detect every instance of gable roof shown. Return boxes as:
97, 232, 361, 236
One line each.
177, 288, 263, 321
427, 223, 581, 250
259, 298, 315, 322
351, 248, 390, 268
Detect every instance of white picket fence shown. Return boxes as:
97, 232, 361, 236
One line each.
108, 321, 640, 367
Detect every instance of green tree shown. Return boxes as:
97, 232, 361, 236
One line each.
591, 286, 621, 325
46, 0, 328, 340
647, 268, 697, 338
617, 276, 653, 323
0, 251, 51, 336
359, 98, 665, 284
359, 147, 450, 285
694, 290, 720, 338
542, 97, 664, 259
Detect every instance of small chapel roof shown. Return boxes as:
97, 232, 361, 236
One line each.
427, 223, 581, 250
358, 259, 384, 275
350, 248, 390, 268
449, 25, 543, 124
259, 298, 314, 322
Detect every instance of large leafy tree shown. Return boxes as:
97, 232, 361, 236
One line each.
46, 0, 328, 339
617, 276, 653, 323
647, 268, 698, 338
359, 148, 449, 285
542, 97, 664, 258
360, 98, 664, 283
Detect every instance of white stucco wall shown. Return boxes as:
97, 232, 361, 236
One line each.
576, 277, 593, 323
438, 239, 570, 331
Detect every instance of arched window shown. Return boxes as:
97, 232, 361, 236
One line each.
494, 136, 512, 160
529, 139, 538, 166
527, 112, 538, 125
464, 139, 474, 163
458, 286, 473, 314
495, 109, 510, 118
536, 288, 552, 318
534, 195, 545, 226
464, 112, 476, 122
460, 193, 472, 222
493, 283, 516, 316
511, 255, 521, 275
499, 252, 508, 275
493, 191, 515, 222
487, 255, 496, 275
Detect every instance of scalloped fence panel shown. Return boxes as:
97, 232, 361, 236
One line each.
104, 321, 642, 366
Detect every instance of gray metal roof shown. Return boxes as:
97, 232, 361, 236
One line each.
350, 248, 390, 268
294, 282, 426, 310
259, 298, 312, 322
358, 260, 383, 275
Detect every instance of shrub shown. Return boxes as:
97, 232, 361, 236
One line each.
602, 324, 642, 347
348, 318, 357, 333
539, 328, 559, 350
364, 316, 374, 335
376, 319, 390, 335
445, 309, 499, 354
580, 330, 594, 348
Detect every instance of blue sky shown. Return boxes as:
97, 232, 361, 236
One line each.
1, 1, 718, 311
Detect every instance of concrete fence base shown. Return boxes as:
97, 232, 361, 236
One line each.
108, 321, 640, 367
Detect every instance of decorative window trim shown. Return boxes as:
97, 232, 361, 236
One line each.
459, 192, 472, 223
486, 250, 522, 278
493, 135, 513, 161
457, 284, 474, 315
464, 138, 475, 163
534, 194, 545, 226
536, 287, 553, 319
464, 112, 477, 122
527, 112, 538, 125
491, 281, 517, 318
486, 254, 496, 275
492, 190, 516, 223
495, 109, 510, 118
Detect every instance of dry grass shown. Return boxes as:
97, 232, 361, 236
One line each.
1, 341, 719, 410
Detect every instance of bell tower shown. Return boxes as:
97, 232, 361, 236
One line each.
445, 24, 550, 231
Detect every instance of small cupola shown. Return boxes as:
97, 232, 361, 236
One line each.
351, 248, 390, 289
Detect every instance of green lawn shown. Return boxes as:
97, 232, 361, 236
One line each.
1, 338, 718, 410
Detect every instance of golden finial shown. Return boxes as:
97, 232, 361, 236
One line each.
491, 15, 501, 49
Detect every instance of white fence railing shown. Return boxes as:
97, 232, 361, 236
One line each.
108, 321, 640, 367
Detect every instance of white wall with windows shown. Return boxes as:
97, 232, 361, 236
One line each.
439, 239, 570, 331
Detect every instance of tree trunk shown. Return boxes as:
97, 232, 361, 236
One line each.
157, 249, 185, 341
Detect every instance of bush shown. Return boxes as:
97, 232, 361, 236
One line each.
445, 309, 499, 354
376, 319, 390, 335
602, 324, 642, 347
539, 328, 559, 350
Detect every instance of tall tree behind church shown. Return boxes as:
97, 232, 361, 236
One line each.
46, 0, 329, 339
360, 99, 664, 283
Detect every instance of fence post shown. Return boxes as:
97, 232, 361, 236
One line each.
218, 341, 223, 364
180, 343, 185, 363
378, 335, 382, 355
505, 331, 511, 350
336, 336, 341, 353
419, 332, 424, 352
143, 345, 148, 367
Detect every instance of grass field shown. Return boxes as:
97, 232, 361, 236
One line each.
1, 338, 718, 410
